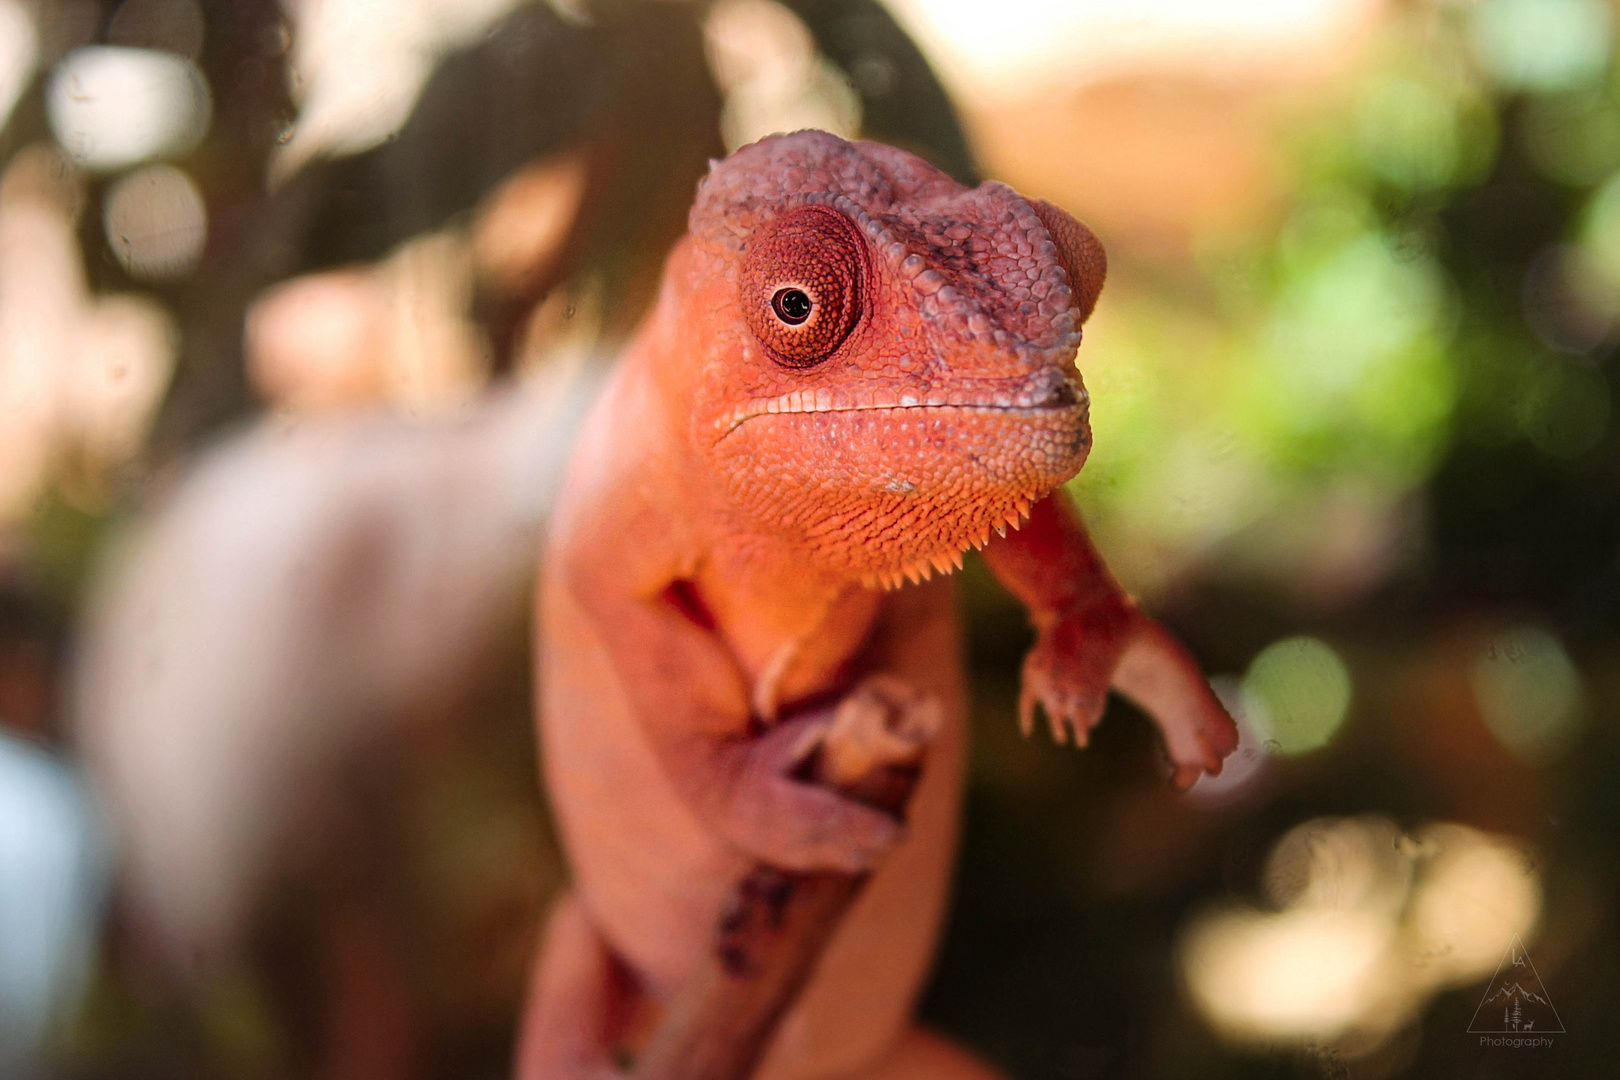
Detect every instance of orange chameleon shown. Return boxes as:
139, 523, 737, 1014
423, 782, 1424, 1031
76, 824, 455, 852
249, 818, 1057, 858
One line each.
522, 131, 1237, 1079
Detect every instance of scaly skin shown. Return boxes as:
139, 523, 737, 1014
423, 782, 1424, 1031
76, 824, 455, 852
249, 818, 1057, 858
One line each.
526, 131, 1237, 1080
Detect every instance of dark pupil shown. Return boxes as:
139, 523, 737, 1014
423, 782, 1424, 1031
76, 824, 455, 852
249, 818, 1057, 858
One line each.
773, 288, 813, 325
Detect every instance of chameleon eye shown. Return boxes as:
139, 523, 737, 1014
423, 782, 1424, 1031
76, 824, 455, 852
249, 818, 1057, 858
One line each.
772, 287, 812, 325
740, 206, 863, 368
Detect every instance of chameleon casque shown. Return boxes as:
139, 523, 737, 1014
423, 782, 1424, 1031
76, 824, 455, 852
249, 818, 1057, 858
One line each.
524, 131, 1238, 1079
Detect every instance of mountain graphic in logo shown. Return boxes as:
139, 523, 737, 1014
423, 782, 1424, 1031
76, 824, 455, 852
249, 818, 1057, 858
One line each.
1467, 935, 1564, 1033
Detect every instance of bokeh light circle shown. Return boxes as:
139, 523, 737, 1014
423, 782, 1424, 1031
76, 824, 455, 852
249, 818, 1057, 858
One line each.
1470, 0, 1613, 94
1241, 636, 1352, 755
102, 164, 207, 280
1471, 626, 1584, 764
0, 0, 36, 136
1516, 358, 1610, 459
47, 46, 211, 171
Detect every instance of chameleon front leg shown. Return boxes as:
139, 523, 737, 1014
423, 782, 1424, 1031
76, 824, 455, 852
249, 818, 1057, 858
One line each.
563, 536, 904, 873
980, 490, 1237, 789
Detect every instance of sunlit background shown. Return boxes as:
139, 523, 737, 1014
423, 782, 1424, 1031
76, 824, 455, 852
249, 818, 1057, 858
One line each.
1, 0, 1617, 1077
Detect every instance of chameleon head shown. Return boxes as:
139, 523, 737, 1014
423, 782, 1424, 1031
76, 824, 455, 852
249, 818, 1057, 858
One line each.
681, 130, 1106, 588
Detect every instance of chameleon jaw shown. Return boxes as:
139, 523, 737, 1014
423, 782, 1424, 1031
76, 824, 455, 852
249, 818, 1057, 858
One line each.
704, 366, 1089, 588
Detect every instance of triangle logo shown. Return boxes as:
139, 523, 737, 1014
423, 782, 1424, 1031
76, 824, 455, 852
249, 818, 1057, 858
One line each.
1467, 935, 1564, 1033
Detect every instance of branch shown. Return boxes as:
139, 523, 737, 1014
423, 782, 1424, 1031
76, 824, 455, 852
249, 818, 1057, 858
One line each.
632, 677, 941, 1080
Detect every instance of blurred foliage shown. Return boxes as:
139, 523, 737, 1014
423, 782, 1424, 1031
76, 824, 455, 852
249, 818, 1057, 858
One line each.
1072, 2, 1620, 627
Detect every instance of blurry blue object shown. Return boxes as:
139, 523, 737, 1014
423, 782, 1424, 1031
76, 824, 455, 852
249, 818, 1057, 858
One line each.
0, 733, 108, 1073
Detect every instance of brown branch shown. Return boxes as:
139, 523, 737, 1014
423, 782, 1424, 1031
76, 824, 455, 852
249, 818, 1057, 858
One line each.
632, 677, 941, 1080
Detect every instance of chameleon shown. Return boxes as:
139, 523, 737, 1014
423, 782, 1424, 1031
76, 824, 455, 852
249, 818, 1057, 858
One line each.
522, 130, 1238, 1079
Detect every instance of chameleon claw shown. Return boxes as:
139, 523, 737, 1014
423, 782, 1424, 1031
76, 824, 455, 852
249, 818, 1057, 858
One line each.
1045, 706, 1068, 746
1018, 687, 1037, 738
1069, 715, 1090, 748
1168, 762, 1205, 792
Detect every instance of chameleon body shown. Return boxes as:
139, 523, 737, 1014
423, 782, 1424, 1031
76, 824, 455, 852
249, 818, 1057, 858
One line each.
525, 131, 1237, 1079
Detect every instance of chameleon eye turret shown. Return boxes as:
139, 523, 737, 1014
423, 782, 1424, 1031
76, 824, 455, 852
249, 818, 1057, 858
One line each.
740, 205, 864, 368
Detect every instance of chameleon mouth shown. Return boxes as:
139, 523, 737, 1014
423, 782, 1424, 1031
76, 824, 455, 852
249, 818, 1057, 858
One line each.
718, 374, 1087, 437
